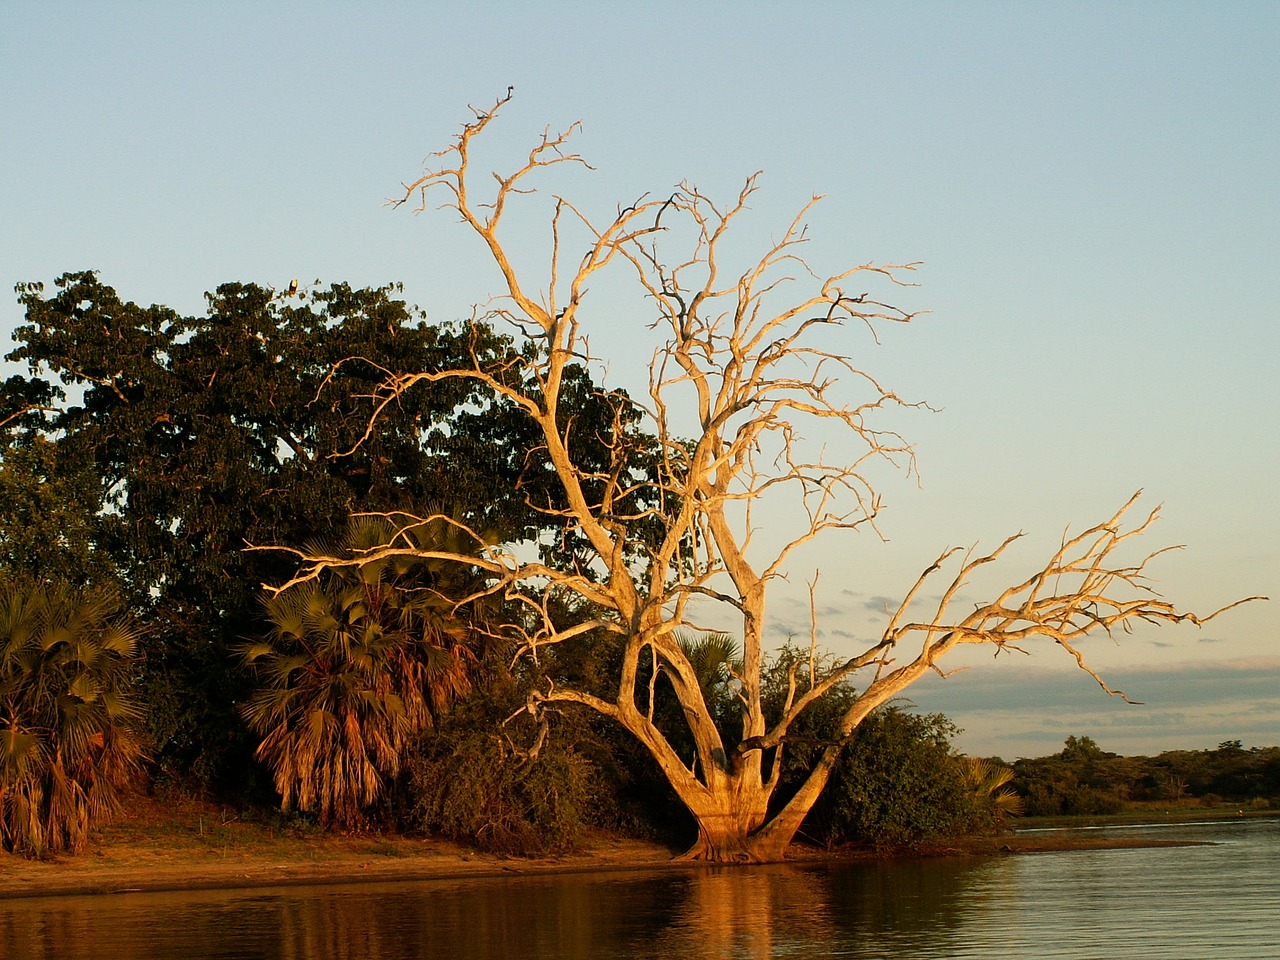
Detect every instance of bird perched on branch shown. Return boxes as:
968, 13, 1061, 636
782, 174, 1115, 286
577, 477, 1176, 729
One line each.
287, 278, 299, 297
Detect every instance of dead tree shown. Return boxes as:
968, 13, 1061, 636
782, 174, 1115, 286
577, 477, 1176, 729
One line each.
278, 93, 1262, 862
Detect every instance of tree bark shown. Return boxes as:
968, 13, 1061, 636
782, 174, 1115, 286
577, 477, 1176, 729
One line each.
677, 780, 782, 863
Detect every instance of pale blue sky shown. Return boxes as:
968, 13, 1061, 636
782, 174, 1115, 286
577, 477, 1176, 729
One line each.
2, 1, 1276, 757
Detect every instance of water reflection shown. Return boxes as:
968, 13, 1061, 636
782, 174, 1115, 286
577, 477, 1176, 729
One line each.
641, 865, 837, 958
0, 859, 979, 960
3, 819, 1277, 959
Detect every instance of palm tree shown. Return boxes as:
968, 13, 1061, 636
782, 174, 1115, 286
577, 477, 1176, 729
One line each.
240, 516, 491, 828
962, 756, 1025, 830
677, 632, 741, 698
0, 581, 146, 856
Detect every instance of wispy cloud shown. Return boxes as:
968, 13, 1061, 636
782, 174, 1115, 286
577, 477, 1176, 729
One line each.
904, 657, 1280, 758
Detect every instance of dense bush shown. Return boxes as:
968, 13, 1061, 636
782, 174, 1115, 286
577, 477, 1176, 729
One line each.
758, 646, 1007, 850
807, 708, 987, 849
406, 689, 617, 855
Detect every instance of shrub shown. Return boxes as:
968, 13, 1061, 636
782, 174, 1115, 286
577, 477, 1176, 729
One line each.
407, 698, 609, 855
760, 646, 990, 850
812, 708, 981, 850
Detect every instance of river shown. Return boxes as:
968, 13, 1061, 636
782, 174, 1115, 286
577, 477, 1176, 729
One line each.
3, 818, 1276, 959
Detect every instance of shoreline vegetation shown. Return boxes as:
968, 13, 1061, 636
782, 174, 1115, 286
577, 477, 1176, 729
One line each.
2, 794, 1268, 901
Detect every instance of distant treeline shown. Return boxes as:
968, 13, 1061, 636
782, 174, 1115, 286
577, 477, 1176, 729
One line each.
1008, 736, 1280, 816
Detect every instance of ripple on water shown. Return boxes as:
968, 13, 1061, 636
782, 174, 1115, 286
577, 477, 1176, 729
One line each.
1, 818, 1276, 960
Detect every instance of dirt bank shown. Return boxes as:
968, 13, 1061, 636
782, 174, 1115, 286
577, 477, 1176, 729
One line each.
0, 795, 1210, 900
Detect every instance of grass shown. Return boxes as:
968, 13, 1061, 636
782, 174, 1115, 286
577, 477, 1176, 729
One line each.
88, 790, 325, 857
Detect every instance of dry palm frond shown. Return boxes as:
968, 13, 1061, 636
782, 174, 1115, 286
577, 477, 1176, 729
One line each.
241, 517, 490, 828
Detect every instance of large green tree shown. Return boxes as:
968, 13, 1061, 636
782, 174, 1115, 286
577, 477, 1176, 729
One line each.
5, 274, 541, 787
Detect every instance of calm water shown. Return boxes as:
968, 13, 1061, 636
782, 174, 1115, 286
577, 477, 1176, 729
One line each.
3, 818, 1276, 959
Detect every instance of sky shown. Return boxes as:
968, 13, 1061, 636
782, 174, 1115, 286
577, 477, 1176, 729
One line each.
2, 1, 1276, 759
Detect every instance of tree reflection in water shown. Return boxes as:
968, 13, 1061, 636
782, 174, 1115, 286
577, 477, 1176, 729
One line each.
644, 865, 839, 958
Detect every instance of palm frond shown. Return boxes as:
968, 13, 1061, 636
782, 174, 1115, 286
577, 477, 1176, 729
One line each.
243, 515, 493, 828
0, 582, 146, 856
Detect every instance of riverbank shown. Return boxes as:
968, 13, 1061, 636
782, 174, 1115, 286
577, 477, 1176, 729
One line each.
0, 794, 1243, 900
0, 792, 680, 899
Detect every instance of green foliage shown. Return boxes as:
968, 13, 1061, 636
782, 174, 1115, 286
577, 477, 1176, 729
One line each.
239, 517, 490, 829
1012, 736, 1126, 815
402, 613, 695, 853
529, 365, 674, 575
813, 708, 981, 850
406, 689, 614, 855
1151, 742, 1280, 802
961, 755, 1025, 827
759, 644, 851, 747
1013, 736, 1280, 813
6, 272, 650, 792
677, 632, 741, 700
0, 438, 115, 587
0, 372, 60, 437
0, 581, 146, 856
528, 622, 694, 843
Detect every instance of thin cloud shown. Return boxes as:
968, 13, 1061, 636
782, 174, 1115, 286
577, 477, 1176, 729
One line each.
906, 657, 1280, 757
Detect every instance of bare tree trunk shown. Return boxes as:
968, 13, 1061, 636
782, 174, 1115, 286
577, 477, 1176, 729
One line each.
677, 773, 780, 863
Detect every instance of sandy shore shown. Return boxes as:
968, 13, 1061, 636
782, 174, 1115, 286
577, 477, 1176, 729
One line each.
0, 833, 685, 899
0, 795, 1208, 900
